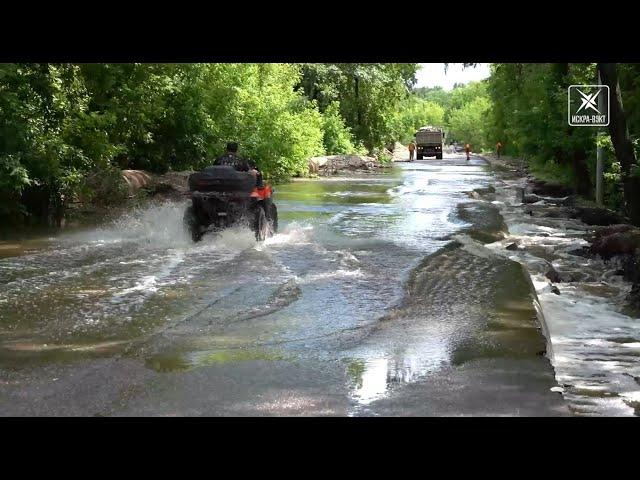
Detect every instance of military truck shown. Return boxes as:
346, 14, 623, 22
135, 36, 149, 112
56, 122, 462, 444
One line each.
415, 126, 445, 160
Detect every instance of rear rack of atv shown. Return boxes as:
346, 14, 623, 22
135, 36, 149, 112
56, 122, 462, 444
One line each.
184, 186, 273, 200
184, 190, 252, 199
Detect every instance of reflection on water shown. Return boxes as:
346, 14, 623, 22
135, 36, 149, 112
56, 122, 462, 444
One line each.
349, 358, 389, 405
348, 353, 446, 407
346, 338, 453, 410
146, 347, 287, 373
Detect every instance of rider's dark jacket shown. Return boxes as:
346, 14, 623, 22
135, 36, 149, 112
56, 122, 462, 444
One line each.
214, 152, 251, 172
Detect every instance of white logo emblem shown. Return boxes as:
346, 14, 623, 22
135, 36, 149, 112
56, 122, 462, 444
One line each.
575, 88, 602, 114
568, 85, 610, 127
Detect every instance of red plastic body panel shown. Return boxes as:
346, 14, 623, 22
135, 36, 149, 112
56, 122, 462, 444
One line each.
250, 186, 272, 199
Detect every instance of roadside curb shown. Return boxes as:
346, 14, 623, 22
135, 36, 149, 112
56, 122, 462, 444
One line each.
476, 153, 557, 364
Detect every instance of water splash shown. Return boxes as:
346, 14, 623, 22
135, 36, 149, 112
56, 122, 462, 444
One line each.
260, 222, 315, 248
62, 201, 193, 249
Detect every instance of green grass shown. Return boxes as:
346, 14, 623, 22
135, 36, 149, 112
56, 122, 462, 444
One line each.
377, 153, 393, 165
527, 157, 575, 186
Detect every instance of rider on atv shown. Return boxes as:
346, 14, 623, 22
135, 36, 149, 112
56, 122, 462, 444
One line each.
215, 142, 263, 188
183, 141, 277, 242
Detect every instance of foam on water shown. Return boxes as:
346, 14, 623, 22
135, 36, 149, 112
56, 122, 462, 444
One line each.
297, 269, 364, 284
110, 250, 185, 300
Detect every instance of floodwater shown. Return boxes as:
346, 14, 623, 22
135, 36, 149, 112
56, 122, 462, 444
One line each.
0, 154, 569, 416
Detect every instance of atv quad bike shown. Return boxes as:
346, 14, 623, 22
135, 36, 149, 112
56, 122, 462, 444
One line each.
183, 165, 278, 242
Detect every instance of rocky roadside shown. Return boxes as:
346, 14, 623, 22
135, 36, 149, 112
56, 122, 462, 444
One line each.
308, 141, 421, 175
120, 169, 192, 199
390, 142, 411, 162
469, 153, 640, 415
478, 152, 640, 315
308, 153, 392, 176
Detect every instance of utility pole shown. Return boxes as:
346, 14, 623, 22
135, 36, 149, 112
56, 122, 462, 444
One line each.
596, 69, 604, 205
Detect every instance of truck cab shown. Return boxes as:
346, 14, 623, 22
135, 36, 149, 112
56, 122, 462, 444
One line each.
415, 126, 445, 160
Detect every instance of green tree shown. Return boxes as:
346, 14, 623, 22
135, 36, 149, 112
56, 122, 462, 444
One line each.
321, 101, 357, 155
487, 63, 595, 197
298, 63, 419, 150
413, 86, 451, 110
447, 96, 491, 148
391, 98, 445, 144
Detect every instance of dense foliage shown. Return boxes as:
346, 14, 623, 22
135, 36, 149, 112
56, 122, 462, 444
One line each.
486, 64, 596, 195
9, 62, 640, 227
297, 63, 419, 149
1, 63, 418, 225
485, 63, 640, 212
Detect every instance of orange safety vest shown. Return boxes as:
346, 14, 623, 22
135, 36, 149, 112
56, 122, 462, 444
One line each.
408, 142, 415, 151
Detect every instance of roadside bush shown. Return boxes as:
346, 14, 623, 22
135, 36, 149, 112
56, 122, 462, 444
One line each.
528, 157, 575, 186
82, 166, 130, 206
322, 102, 356, 155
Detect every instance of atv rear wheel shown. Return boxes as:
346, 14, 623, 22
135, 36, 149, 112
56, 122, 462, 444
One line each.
254, 206, 269, 242
263, 198, 278, 234
268, 203, 278, 233
184, 206, 203, 242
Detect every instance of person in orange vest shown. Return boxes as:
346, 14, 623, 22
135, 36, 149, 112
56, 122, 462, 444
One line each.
464, 143, 471, 161
496, 141, 503, 159
408, 140, 416, 161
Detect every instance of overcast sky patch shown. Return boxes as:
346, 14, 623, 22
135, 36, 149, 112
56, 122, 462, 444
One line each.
415, 63, 491, 90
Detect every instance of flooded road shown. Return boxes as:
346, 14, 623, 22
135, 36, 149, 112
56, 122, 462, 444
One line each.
0, 154, 567, 416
